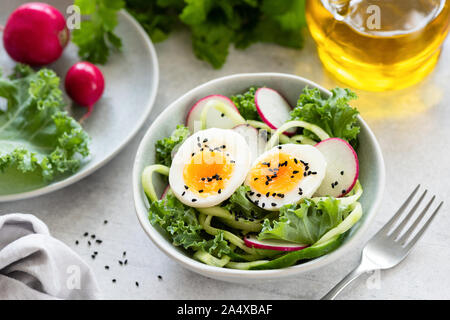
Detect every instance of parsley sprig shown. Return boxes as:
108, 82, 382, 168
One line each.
72, 0, 125, 64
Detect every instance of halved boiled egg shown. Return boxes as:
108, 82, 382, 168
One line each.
244, 144, 327, 211
169, 128, 251, 207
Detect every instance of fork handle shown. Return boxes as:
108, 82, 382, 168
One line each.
321, 264, 373, 300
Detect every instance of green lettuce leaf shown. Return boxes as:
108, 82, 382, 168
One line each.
155, 125, 190, 167
149, 193, 231, 257
0, 65, 90, 182
290, 87, 360, 148
230, 86, 261, 121
258, 198, 353, 245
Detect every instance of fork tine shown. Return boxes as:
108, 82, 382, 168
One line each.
375, 184, 420, 236
397, 196, 435, 244
403, 201, 443, 251
389, 189, 427, 239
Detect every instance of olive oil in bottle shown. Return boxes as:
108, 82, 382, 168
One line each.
306, 0, 450, 91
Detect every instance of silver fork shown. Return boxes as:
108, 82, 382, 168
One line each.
322, 185, 443, 300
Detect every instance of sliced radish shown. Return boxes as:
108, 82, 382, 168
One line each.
255, 88, 296, 136
244, 234, 309, 252
160, 185, 170, 199
186, 95, 240, 132
314, 138, 359, 198
232, 124, 267, 163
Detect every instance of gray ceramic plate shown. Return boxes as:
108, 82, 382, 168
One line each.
0, 1, 159, 201
133, 73, 385, 282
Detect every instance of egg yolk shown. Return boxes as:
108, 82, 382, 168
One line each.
183, 151, 234, 197
248, 152, 304, 194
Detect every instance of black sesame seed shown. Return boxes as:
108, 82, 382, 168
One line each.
94, 251, 98, 255
340, 171, 344, 175
105, 266, 109, 270
342, 189, 346, 194
91, 255, 96, 259
278, 146, 282, 149
198, 189, 204, 193
83, 232, 88, 237
88, 241, 91, 246
75, 240, 79, 245
203, 138, 208, 143
249, 192, 255, 196
266, 192, 270, 197
136, 281, 139, 287
265, 181, 269, 185
192, 199, 197, 202
294, 158, 298, 164
293, 170, 299, 174
119, 260, 123, 266
254, 177, 259, 181
311, 172, 317, 175
272, 193, 277, 197
218, 189, 222, 194
104, 220, 108, 224
158, 275, 163, 280
123, 251, 126, 257
334, 181, 339, 185
182, 191, 186, 196
201, 177, 206, 181
256, 193, 261, 197
91, 234, 96, 239
262, 203, 265, 208
271, 203, 277, 207
221, 113, 225, 117
124, 259, 128, 265
331, 183, 335, 188
96, 240, 102, 244
221, 145, 226, 149
230, 160, 236, 164
184, 185, 189, 190
112, 279, 116, 283
192, 153, 195, 157
291, 175, 295, 178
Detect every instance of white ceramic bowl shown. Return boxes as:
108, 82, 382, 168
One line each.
133, 73, 385, 283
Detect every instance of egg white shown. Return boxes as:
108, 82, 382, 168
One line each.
169, 128, 251, 208
244, 144, 327, 211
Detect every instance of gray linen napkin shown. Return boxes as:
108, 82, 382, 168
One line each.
0, 213, 101, 300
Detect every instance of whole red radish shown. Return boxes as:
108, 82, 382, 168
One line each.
65, 62, 105, 122
3, 2, 69, 66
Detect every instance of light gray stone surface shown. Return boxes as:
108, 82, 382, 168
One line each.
2, 29, 449, 300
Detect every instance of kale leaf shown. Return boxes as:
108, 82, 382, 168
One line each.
290, 87, 360, 148
0, 65, 90, 181
150, 193, 231, 257
230, 86, 260, 121
155, 125, 190, 167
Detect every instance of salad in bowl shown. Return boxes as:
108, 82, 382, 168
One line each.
139, 81, 368, 271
